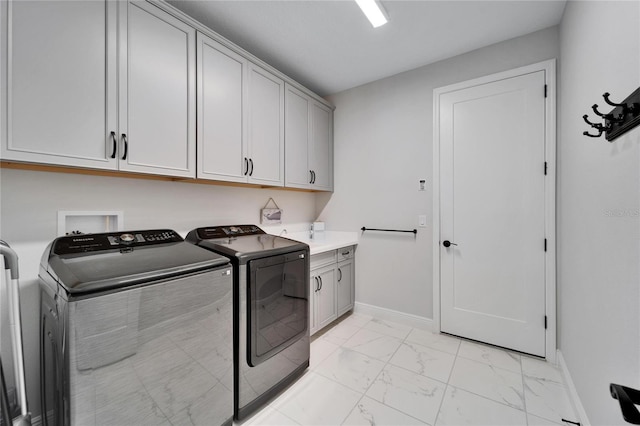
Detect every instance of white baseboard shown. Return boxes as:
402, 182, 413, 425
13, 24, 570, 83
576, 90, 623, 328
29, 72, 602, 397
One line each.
557, 350, 590, 426
353, 302, 433, 331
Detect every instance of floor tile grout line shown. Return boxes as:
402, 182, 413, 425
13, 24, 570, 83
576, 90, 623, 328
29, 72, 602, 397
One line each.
309, 315, 573, 426
455, 352, 527, 377
272, 407, 302, 426
337, 322, 451, 424
338, 392, 366, 426
442, 338, 536, 421
521, 356, 530, 426
445, 368, 529, 414
380, 326, 451, 424
456, 341, 525, 375
335, 317, 397, 425
440, 382, 531, 422
433, 338, 462, 426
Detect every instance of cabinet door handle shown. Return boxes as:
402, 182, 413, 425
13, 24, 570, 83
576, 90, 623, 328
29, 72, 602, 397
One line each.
109, 131, 117, 158
319, 276, 323, 291
309, 170, 313, 184
312, 170, 316, 184
341, 251, 350, 256
244, 158, 248, 176
314, 277, 319, 292
249, 158, 254, 176
121, 134, 128, 160
338, 268, 342, 282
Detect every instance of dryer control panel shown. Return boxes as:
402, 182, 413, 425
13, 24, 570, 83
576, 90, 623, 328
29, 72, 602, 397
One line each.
196, 225, 265, 240
53, 229, 182, 254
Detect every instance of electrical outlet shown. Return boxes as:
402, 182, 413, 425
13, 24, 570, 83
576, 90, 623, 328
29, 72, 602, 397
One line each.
418, 215, 427, 227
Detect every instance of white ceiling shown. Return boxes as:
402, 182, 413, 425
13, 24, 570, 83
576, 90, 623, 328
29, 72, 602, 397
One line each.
167, 0, 567, 96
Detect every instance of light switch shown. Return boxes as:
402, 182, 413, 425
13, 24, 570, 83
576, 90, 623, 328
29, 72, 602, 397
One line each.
418, 215, 427, 227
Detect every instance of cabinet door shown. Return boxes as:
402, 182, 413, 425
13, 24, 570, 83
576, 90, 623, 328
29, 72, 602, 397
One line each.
310, 102, 333, 191
119, 1, 196, 177
309, 274, 318, 335
337, 260, 354, 317
284, 84, 311, 188
247, 64, 284, 186
197, 32, 247, 182
1, 0, 117, 169
315, 266, 337, 330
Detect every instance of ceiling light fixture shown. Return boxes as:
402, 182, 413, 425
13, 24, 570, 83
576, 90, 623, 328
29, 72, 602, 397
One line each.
355, 0, 388, 28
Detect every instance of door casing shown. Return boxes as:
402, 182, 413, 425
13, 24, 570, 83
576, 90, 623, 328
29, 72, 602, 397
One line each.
432, 59, 557, 362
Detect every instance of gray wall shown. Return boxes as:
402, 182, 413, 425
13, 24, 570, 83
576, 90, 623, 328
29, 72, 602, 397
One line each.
5, 3, 639, 423
318, 26, 560, 320
557, 1, 640, 424
0, 168, 317, 419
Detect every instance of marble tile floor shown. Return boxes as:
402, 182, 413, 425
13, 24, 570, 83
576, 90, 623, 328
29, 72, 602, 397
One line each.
239, 313, 578, 426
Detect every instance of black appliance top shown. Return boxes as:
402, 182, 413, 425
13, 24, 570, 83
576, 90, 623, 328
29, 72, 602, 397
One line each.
186, 225, 308, 263
40, 229, 230, 295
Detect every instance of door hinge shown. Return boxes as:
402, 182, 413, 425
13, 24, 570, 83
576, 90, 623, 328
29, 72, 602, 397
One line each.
544, 238, 547, 252
544, 161, 548, 175
544, 315, 548, 329
544, 84, 548, 98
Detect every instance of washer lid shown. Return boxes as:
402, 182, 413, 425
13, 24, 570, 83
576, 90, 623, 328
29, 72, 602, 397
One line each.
42, 230, 230, 295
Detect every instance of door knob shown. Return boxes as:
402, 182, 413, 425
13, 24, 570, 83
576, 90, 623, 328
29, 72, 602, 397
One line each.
443, 240, 457, 247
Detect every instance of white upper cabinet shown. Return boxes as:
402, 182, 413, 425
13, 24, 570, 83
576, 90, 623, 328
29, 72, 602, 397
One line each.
284, 83, 333, 191
246, 64, 284, 186
119, 1, 196, 177
197, 32, 247, 182
2, 0, 196, 178
2, 0, 328, 186
284, 85, 311, 187
197, 31, 284, 186
1, 1, 118, 169
310, 102, 333, 191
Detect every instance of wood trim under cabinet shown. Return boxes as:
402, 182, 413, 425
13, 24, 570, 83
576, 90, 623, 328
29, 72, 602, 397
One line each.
0, 161, 321, 192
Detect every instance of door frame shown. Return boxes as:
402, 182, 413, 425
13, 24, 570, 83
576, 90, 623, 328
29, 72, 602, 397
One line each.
432, 59, 557, 362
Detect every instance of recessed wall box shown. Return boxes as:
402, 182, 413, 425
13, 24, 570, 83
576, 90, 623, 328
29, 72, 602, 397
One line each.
57, 211, 124, 236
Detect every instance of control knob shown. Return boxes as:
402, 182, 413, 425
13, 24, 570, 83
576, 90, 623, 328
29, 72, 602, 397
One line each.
119, 233, 135, 244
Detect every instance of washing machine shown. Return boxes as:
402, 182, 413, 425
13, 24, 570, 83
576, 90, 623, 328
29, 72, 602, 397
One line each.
186, 225, 310, 420
39, 229, 233, 426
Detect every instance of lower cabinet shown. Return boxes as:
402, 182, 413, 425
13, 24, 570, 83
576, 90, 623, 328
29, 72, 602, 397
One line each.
310, 264, 337, 333
309, 245, 356, 336
337, 259, 354, 317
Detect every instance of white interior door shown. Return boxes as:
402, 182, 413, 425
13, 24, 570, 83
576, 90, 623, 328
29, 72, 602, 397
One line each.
439, 70, 547, 357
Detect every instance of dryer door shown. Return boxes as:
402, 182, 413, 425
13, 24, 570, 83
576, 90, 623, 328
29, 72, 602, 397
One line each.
247, 250, 309, 366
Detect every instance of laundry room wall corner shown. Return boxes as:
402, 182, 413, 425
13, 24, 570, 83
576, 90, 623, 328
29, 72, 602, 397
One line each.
317, 26, 559, 321
557, 1, 640, 424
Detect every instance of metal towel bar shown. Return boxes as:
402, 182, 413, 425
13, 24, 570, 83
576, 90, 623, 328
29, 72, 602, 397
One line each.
361, 227, 417, 235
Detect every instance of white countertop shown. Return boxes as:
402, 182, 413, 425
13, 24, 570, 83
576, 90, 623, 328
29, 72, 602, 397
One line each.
286, 231, 359, 255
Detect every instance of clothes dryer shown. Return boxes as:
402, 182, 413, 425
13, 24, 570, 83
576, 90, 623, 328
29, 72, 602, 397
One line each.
186, 225, 309, 420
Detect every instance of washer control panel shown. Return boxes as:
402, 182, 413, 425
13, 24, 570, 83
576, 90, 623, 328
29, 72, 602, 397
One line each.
53, 229, 182, 254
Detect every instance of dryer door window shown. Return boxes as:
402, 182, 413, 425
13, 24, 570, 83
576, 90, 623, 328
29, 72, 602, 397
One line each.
247, 250, 309, 366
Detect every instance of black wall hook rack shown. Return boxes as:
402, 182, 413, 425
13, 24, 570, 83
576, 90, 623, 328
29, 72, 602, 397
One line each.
582, 87, 640, 142
361, 227, 417, 235
611, 383, 640, 424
